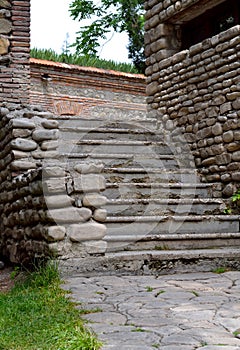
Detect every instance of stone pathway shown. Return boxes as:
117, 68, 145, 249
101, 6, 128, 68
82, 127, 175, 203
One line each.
63, 271, 240, 350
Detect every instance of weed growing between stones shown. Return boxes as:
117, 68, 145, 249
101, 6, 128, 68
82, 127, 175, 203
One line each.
212, 267, 230, 274
223, 188, 240, 214
146, 286, 154, 292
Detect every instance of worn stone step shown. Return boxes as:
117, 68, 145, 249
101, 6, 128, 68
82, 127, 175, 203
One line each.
105, 168, 198, 183
58, 117, 157, 130
105, 232, 240, 252
105, 214, 239, 236
104, 182, 214, 199
61, 139, 174, 156
59, 130, 160, 144
104, 198, 223, 216
62, 152, 184, 168
59, 248, 240, 275
59, 125, 159, 139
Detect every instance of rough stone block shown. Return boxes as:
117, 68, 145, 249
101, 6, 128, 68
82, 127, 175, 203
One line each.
232, 98, 240, 110
12, 150, 28, 159
10, 118, 35, 129
211, 123, 222, 136
232, 172, 240, 181
12, 129, 32, 138
43, 179, 66, 193
83, 194, 107, 208
11, 138, 38, 151
0, 18, 11, 33
74, 162, 104, 174
82, 240, 107, 254
73, 175, 106, 193
46, 226, 66, 242
215, 153, 231, 165
146, 81, 159, 96
220, 102, 232, 114
41, 141, 58, 150
0, 37, 10, 55
227, 142, 240, 152
223, 131, 234, 143
93, 209, 107, 222
68, 221, 106, 242
45, 195, 74, 208
41, 120, 59, 129
0, 0, 11, 8
32, 150, 59, 159
43, 166, 65, 177
11, 160, 37, 170
32, 129, 59, 142
222, 183, 236, 197
46, 207, 92, 223
232, 151, 240, 161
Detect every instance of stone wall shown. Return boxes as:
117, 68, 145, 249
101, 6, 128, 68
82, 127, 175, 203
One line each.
145, 0, 240, 197
0, 0, 30, 105
0, 105, 107, 264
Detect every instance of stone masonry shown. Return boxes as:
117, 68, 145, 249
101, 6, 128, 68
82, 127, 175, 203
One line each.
0, 105, 108, 264
0, 0, 108, 264
145, 0, 240, 198
1, 0, 240, 268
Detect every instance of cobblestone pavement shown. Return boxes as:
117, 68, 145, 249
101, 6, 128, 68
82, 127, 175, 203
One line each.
63, 271, 240, 350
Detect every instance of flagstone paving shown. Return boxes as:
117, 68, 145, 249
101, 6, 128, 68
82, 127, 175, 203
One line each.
63, 271, 240, 349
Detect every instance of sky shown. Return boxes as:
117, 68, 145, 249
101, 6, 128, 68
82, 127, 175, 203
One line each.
30, 0, 130, 63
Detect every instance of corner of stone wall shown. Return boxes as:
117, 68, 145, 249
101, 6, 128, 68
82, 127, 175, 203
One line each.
145, 0, 240, 198
0, 104, 108, 264
44, 162, 108, 260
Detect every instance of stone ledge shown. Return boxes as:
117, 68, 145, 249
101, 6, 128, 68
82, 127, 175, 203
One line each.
59, 248, 240, 277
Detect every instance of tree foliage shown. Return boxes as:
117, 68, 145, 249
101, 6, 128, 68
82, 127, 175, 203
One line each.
69, 0, 145, 73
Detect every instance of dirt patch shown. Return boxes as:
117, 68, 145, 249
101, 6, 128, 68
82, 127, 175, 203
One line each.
0, 267, 14, 293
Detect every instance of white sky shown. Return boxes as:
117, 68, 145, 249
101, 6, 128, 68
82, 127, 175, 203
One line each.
30, 0, 130, 63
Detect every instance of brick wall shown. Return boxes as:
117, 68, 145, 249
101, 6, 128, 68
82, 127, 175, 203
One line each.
30, 58, 146, 119
0, 0, 30, 105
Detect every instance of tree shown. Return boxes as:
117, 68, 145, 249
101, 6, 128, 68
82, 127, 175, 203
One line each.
69, 0, 145, 73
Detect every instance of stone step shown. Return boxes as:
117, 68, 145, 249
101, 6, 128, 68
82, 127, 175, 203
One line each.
105, 214, 239, 236
104, 198, 223, 216
105, 232, 240, 252
70, 139, 172, 157
59, 248, 240, 275
59, 129, 158, 141
59, 125, 159, 140
62, 152, 184, 168
60, 139, 174, 156
57, 117, 157, 130
104, 168, 198, 183
104, 182, 214, 199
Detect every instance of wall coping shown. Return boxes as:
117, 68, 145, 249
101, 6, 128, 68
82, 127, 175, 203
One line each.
30, 58, 145, 82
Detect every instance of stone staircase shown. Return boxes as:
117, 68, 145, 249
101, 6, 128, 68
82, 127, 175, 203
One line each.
55, 113, 240, 274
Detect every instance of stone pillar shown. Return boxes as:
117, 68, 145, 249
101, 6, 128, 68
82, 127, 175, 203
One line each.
0, 0, 30, 105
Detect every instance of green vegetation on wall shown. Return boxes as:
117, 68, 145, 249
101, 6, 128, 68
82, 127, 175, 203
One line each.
30, 48, 140, 74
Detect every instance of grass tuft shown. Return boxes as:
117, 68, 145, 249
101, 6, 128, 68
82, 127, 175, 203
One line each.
212, 267, 229, 274
0, 261, 101, 350
30, 48, 140, 74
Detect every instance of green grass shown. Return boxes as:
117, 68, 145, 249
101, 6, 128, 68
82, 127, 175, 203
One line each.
0, 262, 101, 350
30, 48, 140, 74
212, 267, 229, 274
131, 328, 146, 332
145, 286, 153, 292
